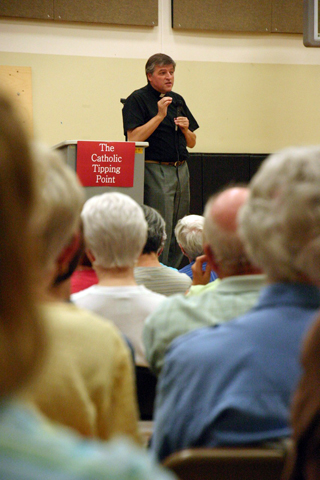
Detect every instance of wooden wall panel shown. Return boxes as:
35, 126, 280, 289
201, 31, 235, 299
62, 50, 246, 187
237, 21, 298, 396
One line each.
0, 0, 53, 20
172, 0, 272, 32
54, 0, 157, 26
0, 0, 157, 26
0, 66, 33, 137
172, 0, 302, 34
271, 0, 303, 33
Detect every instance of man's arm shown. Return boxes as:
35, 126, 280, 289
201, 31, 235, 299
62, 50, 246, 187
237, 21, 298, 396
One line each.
143, 301, 178, 377
184, 128, 197, 148
127, 96, 172, 142
174, 116, 197, 148
191, 254, 212, 285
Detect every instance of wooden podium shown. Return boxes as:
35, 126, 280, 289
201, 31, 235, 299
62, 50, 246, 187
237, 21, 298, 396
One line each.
52, 140, 148, 204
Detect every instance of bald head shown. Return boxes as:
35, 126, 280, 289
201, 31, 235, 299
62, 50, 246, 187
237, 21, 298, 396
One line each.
209, 187, 249, 233
203, 187, 258, 277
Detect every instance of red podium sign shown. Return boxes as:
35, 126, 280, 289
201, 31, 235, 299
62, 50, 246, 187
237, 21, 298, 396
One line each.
76, 141, 135, 187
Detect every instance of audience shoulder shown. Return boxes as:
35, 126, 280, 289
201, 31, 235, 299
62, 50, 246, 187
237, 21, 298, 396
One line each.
43, 301, 129, 351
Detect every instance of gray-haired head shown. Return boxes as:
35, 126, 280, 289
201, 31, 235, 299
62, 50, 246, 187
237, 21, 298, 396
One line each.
81, 192, 147, 269
175, 215, 204, 261
239, 145, 320, 283
145, 53, 176, 79
141, 204, 167, 254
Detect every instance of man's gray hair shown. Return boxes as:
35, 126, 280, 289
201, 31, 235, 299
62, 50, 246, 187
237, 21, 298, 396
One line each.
141, 205, 167, 254
145, 53, 176, 77
203, 193, 251, 276
238, 145, 320, 283
175, 215, 204, 260
81, 192, 148, 269
31, 142, 85, 273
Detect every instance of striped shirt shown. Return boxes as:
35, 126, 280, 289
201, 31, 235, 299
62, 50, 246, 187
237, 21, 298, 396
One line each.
134, 266, 191, 296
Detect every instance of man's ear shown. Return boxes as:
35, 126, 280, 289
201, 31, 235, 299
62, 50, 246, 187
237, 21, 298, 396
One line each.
203, 244, 219, 273
179, 244, 187, 257
86, 248, 96, 265
57, 231, 82, 271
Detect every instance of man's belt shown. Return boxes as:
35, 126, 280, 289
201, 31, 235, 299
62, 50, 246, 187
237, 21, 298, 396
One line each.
145, 159, 186, 167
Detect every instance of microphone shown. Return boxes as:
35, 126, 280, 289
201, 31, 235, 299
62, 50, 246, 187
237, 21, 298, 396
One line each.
175, 101, 183, 131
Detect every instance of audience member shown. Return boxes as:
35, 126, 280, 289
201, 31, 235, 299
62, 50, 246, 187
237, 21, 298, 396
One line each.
71, 193, 166, 367
282, 312, 320, 480
134, 205, 192, 296
49, 215, 136, 363
0, 90, 175, 480
25, 143, 141, 443
175, 214, 218, 282
143, 187, 265, 376
151, 146, 320, 461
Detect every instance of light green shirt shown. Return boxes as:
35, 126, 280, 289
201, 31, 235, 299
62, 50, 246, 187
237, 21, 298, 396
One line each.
143, 274, 266, 376
186, 278, 220, 296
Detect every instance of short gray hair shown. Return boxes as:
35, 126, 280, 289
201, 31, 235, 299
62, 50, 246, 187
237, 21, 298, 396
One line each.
175, 215, 204, 260
145, 53, 176, 77
239, 145, 320, 283
203, 193, 251, 275
31, 142, 85, 273
81, 192, 147, 269
141, 205, 167, 254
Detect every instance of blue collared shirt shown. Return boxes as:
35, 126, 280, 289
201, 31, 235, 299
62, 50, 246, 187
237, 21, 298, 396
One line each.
179, 260, 218, 283
151, 283, 320, 461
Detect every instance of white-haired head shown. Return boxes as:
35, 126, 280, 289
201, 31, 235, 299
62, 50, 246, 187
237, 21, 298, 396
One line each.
239, 145, 320, 283
175, 215, 204, 261
81, 192, 148, 269
31, 142, 85, 274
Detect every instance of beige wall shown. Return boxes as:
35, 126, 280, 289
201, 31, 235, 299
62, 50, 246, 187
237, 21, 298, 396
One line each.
1, 51, 320, 154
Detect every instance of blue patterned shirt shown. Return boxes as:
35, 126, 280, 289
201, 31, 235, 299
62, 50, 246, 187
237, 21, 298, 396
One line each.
0, 400, 175, 480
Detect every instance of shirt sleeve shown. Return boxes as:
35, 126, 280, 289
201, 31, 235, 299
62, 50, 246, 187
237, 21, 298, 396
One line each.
143, 297, 191, 377
122, 93, 147, 136
143, 295, 210, 377
183, 101, 199, 132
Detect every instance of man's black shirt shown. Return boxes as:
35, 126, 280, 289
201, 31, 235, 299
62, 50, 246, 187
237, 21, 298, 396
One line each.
122, 83, 199, 163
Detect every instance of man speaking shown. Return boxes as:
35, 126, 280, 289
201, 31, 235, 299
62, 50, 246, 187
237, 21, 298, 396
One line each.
122, 53, 199, 268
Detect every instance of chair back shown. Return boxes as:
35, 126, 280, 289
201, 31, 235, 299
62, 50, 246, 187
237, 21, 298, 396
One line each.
163, 445, 290, 480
